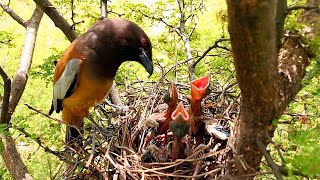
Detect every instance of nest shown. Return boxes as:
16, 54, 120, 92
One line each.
60, 79, 239, 179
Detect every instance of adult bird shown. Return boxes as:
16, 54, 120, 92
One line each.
49, 18, 153, 146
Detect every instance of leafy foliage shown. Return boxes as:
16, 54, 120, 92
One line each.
0, 30, 14, 48
31, 49, 62, 86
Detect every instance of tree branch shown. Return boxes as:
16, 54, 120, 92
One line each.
15, 127, 65, 159
1, 6, 44, 179
0, 0, 27, 27
192, 38, 230, 68
108, 82, 122, 106
1, 136, 33, 179
0, 66, 11, 124
33, 0, 78, 42
100, 0, 108, 19
70, 0, 75, 29
135, 9, 182, 36
275, 0, 287, 50
287, 6, 318, 13
256, 139, 283, 180
277, 34, 310, 113
8, 6, 44, 116
25, 104, 79, 129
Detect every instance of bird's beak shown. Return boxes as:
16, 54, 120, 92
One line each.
139, 49, 153, 77
171, 102, 189, 123
190, 73, 211, 100
169, 82, 178, 103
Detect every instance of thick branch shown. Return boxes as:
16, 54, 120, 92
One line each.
0, 0, 27, 27
33, 0, 77, 42
1, 136, 33, 180
0, 66, 11, 124
1, 6, 44, 180
277, 35, 309, 107
8, 6, 44, 116
275, 0, 288, 50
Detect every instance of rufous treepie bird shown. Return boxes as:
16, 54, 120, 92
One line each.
49, 18, 153, 145
170, 102, 190, 161
188, 74, 210, 135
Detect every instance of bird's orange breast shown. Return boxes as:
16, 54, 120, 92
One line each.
61, 62, 113, 126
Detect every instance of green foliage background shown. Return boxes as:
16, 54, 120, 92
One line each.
0, 0, 319, 179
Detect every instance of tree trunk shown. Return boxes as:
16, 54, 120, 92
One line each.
226, 0, 310, 178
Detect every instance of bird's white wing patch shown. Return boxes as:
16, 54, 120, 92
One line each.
52, 59, 81, 111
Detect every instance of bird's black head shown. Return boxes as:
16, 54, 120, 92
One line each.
137, 35, 153, 76
86, 18, 153, 77
113, 18, 153, 76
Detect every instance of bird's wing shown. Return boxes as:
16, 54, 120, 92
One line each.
50, 58, 81, 114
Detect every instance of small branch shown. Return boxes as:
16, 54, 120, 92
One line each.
188, 22, 197, 39
70, 20, 84, 30
287, 6, 318, 14
256, 139, 283, 180
108, 10, 124, 17
14, 127, 64, 159
24, 104, 78, 130
135, 9, 182, 36
100, 0, 108, 19
70, 0, 75, 30
0, 0, 27, 27
0, 66, 11, 124
192, 38, 230, 68
33, 0, 78, 42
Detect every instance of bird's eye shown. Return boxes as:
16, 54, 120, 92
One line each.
141, 38, 148, 48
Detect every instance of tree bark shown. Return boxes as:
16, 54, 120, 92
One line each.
0, 5, 44, 179
0, 0, 27, 27
300, 0, 320, 38
100, 0, 108, 19
177, 0, 195, 81
1, 137, 33, 180
8, 7, 44, 117
226, 0, 310, 178
33, 0, 77, 42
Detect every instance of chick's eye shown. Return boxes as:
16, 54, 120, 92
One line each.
141, 38, 148, 48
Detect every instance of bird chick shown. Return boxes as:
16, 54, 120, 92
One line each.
188, 74, 210, 135
170, 102, 190, 161
156, 82, 178, 136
